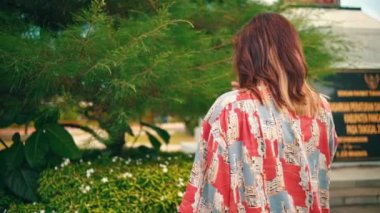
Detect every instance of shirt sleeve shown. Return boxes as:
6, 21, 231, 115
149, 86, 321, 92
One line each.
327, 111, 338, 168
179, 105, 231, 213
320, 95, 338, 168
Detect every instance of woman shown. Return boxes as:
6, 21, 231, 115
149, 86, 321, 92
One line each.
179, 13, 338, 213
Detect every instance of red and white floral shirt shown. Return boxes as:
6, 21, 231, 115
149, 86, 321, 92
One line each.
179, 87, 338, 213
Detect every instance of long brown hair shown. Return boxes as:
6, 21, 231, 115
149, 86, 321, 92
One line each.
233, 12, 320, 117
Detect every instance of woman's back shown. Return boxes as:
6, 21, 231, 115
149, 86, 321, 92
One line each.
179, 87, 337, 213
180, 12, 338, 213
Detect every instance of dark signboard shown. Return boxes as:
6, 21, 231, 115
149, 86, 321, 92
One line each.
319, 69, 380, 161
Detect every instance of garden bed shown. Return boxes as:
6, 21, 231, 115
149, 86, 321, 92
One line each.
1, 149, 194, 213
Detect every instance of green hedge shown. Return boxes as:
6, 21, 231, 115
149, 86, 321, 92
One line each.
2, 151, 194, 212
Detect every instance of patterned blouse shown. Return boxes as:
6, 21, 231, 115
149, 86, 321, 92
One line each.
179, 86, 338, 213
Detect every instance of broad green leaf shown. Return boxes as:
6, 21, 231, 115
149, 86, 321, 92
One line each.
0, 134, 25, 176
5, 168, 39, 201
145, 131, 161, 151
45, 124, 81, 159
25, 130, 49, 168
141, 121, 170, 144
5, 133, 25, 170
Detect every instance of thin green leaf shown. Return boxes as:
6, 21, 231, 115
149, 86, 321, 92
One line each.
141, 121, 170, 144
145, 131, 161, 151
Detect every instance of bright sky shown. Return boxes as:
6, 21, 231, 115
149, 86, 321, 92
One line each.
258, 0, 380, 21
341, 0, 380, 20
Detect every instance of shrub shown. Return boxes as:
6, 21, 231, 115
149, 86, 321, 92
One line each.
5, 151, 194, 212
0, 189, 22, 212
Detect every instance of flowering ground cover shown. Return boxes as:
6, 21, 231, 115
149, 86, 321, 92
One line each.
1, 149, 194, 212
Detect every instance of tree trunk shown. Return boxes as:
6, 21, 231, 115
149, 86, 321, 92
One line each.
106, 131, 126, 155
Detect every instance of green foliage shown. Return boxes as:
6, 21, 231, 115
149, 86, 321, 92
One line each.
8, 203, 46, 213
0, 0, 349, 153
0, 110, 81, 201
5, 168, 39, 202
141, 121, 171, 151
3, 152, 194, 212
0, 189, 23, 212
0, 135, 39, 201
25, 131, 50, 168
1, 0, 349, 151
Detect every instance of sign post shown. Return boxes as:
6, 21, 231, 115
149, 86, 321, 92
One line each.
321, 70, 380, 161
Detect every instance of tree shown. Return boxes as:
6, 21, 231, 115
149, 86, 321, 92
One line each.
0, 0, 349, 154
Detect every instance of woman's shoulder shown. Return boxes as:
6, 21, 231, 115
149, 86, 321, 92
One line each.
318, 93, 333, 112
204, 89, 260, 122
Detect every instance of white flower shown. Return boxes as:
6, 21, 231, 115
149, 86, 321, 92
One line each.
54, 166, 58, 170
40, 210, 45, 213
112, 156, 118, 162
60, 158, 71, 168
64, 158, 70, 164
159, 163, 168, 173
157, 156, 161, 160
86, 168, 95, 178
109, 169, 114, 173
146, 154, 150, 158
177, 191, 184, 197
79, 159, 83, 163
79, 184, 91, 194
101, 177, 109, 183
87, 161, 92, 165
178, 178, 185, 186
121, 172, 133, 178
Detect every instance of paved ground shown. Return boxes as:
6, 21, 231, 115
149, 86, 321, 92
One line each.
331, 205, 380, 213
329, 165, 380, 208
331, 164, 380, 182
